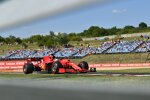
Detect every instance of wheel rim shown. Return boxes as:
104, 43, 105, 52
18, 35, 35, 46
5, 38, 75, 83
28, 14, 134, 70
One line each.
52, 64, 57, 72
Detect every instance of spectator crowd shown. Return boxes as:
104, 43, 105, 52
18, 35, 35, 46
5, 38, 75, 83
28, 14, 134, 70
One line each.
0, 40, 150, 60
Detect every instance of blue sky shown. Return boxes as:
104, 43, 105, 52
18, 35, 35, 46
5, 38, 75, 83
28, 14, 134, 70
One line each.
1, 0, 150, 38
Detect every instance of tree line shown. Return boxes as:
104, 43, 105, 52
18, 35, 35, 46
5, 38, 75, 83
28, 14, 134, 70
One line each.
0, 22, 149, 48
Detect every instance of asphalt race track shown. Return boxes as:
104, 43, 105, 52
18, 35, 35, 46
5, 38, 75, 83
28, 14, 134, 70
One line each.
0, 76, 150, 100
1, 84, 150, 100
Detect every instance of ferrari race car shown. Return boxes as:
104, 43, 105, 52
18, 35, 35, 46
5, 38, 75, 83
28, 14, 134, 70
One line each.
23, 55, 96, 74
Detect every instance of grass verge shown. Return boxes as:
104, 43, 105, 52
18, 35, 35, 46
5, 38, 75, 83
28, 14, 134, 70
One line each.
0, 68, 150, 79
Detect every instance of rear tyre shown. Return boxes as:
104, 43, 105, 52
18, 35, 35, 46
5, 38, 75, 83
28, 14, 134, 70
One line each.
78, 61, 89, 70
51, 61, 63, 74
34, 67, 41, 72
23, 63, 34, 74
46, 63, 52, 73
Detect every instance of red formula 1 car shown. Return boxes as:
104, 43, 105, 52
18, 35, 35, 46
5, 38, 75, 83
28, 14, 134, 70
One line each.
23, 55, 96, 74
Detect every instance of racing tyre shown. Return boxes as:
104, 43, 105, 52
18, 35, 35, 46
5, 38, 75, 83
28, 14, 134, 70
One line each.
46, 63, 52, 73
23, 63, 34, 74
78, 61, 89, 70
51, 61, 63, 74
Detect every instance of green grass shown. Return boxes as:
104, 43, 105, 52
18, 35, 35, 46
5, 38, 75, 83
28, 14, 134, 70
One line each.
0, 43, 39, 56
0, 73, 80, 79
0, 68, 150, 79
98, 68, 150, 74
72, 53, 149, 64
69, 40, 100, 47
1, 73, 150, 84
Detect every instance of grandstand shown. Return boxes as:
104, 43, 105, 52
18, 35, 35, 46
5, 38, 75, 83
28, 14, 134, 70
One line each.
0, 40, 150, 60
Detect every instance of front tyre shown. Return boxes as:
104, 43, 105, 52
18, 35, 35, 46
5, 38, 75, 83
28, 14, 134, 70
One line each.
51, 61, 63, 74
23, 63, 34, 74
78, 61, 89, 70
